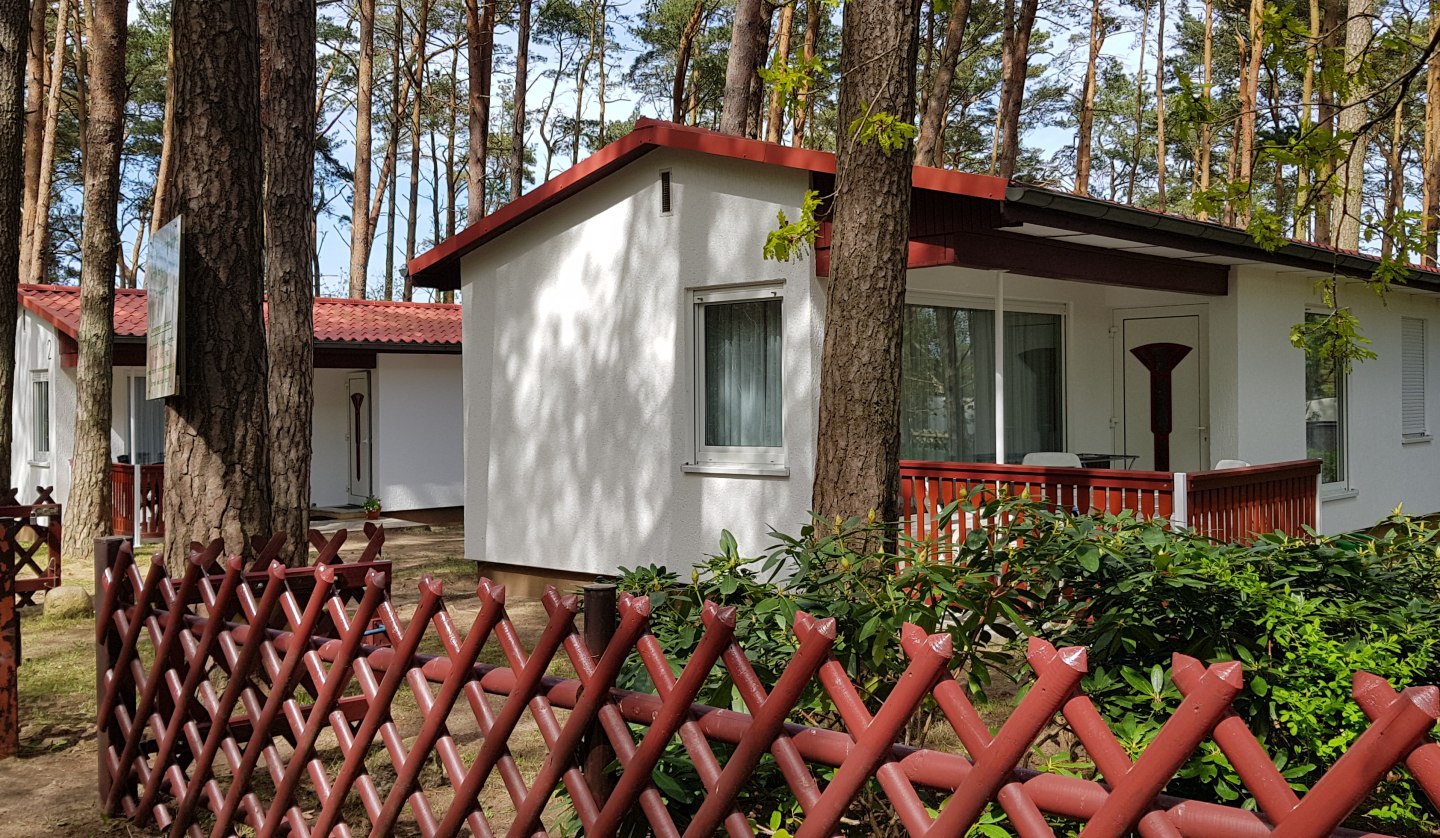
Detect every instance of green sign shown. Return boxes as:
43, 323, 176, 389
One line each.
147, 216, 182, 399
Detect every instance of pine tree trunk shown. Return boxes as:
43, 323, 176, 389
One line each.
444, 44, 457, 237
1314, 0, 1340, 244
763, 0, 793, 143
1295, 0, 1319, 240
1153, 0, 1167, 209
1074, 0, 1102, 194
382, 9, 402, 300
465, 0, 493, 222
1127, 0, 1149, 204
20, 0, 44, 271
914, 0, 971, 168
25, 0, 65, 284
348, 0, 375, 298
1424, 0, 1439, 265
1195, 0, 1212, 219
672, 0, 703, 123
403, 0, 429, 303
791, 0, 817, 146
994, 0, 1036, 181
510, 0, 529, 201
1335, 0, 1371, 250
68, 0, 124, 559
719, 0, 765, 136
1236, 0, 1263, 226
150, 32, 175, 234
0, 0, 27, 490
812, 0, 919, 524
1382, 99, 1405, 262
744, 1, 773, 136
260, 0, 315, 566
163, 0, 271, 567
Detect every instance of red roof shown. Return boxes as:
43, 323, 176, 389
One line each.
407, 118, 1008, 289
18, 285, 462, 348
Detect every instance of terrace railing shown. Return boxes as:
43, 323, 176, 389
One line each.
94, 533, 1440, 837
900, 458, 1323, 548
111, 463, 164, 539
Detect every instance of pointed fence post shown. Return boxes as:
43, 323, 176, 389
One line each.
582, 582, 618, 804
94, 536, 131, 803
0, 516, 16, 759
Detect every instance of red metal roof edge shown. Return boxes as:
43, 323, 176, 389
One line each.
18, 284, 84, 339
406, 118, 1010, 286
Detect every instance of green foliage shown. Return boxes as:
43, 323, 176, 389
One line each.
1290, 305, 1377, 376
847, 109, 918, 155
764, 189, 823, 263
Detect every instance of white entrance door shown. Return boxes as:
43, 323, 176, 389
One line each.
1116, 308, 1207, 473
346, 371, 373, 504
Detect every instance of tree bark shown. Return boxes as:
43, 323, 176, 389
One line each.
348, 0, 375, 297
763, 0, 793, 143
1153, 0, 1167, 209
403, 0, 429, 302
510, 0, 529, 200
1424, 0, 1439, 265
994, 0, 1037, 181
1195, 0, 1212, 219
914, 0, 971, 168
1127, 0, 1149, 204
1074, 0, 1102, 194
162, 0, 271, 566
791, 0, 818, 146
812, 0, 919, 524
260, 0, 315, 565
25, 0, 65, 284
672, 0, 704, 123
68, 0, 124, 559
0, 0, 28, 490
719, 0, 765, 136
1295, 0, 1319, 239
464, 0, 493, 221
20, 0, 44, 272
1334, 0, 1372, 251
1236, 0, 1263, 226
1381, 98, 1405, 262
150, 31, 176, 234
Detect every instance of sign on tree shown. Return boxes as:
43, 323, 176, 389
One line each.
147, 216, 182, 399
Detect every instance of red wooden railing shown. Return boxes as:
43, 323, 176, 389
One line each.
110, 463, 164, 538
94, 533, 1440, 837
0, 488, 62, 759
900, 460, 1176, 550
901, 459, 1323, 549
1186, 459, 1322, 543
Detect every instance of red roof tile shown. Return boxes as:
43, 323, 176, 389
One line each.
18, 285, 461, 348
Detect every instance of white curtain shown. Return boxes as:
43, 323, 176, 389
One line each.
1004, 312, 1063, 462
704, 300, 782, 447
900, 305, 995, 461
130, 377, 166, 465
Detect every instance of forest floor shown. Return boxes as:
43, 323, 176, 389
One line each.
0, 522, 578, 837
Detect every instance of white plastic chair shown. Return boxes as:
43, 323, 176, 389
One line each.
1214, 459, 1251, 470
1021, 452, 1083, 468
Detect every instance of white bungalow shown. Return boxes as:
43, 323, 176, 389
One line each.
11, 285, 465, 536
409, 119, 1440, 581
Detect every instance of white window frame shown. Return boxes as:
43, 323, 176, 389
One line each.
687, 283, 787, 475
31, 370, 50, 466
1304, 309, 1350, 493
1401, 316, 1428, 441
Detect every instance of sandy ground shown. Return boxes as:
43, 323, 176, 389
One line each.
0, 523, 580, 837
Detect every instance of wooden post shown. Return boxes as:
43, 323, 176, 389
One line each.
94, 536, 129, 803
582, 582, 618, 803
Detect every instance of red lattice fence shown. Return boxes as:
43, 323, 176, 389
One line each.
0, 488, 62, 758
95, 535, 1440, 838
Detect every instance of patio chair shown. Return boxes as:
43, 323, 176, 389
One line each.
1214, 459, 1251, 470
1021, 451, 1083, 468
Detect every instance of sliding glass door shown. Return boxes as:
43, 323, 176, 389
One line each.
901, 302, 1063, 464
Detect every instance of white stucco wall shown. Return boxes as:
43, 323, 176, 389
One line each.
373, 353, 464, 511
311, 368, 352, 507
1210, 265, 1440, 533
460, 147, 823, 575
10, 311, 73, 502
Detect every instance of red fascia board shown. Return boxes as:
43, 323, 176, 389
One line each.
406, 118, 1009, 287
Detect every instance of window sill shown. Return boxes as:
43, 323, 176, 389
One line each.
1319, 487, 1358, 502
681, 463, 790, 478
1402, 435, 1433, 445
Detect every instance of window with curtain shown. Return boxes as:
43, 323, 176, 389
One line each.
1304, 313, 1346, 485
900, 303, 1063, 463
695, 289, 784, 465
31, 372, 49, 463
130, 376, 166, 464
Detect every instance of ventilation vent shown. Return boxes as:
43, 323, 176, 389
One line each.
660, 170, 672, 214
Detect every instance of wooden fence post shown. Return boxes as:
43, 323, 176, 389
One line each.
582, 582, 618, 803
94, 536, 130, 804
0, 517, 17, 759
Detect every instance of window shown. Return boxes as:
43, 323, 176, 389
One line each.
693, 286, 784, 467
31, 371, 49, 464
1401, 317, 1427, 439
900, 302, 1063, 463
1304, 312, 1346, 485
130, 376, 166, 464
